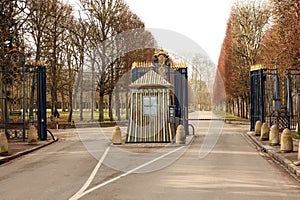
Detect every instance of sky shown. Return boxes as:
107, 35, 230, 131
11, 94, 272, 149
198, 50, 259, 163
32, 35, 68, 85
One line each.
125, 0, 235, 64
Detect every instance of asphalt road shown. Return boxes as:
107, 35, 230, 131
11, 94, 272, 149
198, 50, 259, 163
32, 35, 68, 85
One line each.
0, 112, 300, 200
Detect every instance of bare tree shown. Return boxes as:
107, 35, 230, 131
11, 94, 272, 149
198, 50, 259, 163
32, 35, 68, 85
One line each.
44, 0, 73, 118
80, 0, 155, 122
215, 0, 270, 118
26, 0, 53, 117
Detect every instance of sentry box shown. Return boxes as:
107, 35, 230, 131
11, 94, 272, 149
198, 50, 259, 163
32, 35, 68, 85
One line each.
126, 49, 188, 143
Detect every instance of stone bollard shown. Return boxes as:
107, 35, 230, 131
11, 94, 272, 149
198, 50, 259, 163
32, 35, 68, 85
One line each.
0, 131, 8, 156
176, 125, 186, 144
269, 125, 279, 146
260, 123, 270, 141
280, 128, 293, 153
254, 121, 262, 136
112, 126, 122, 145
27, 125, 38, 144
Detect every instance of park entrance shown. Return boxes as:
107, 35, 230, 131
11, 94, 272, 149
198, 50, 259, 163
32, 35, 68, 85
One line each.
250, 65, 300, 131
0, 45, 47, 140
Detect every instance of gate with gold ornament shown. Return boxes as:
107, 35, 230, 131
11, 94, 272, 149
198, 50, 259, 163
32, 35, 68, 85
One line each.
0, 45, 27, 140
0, 45, 47, 140
250, 65, 300, 131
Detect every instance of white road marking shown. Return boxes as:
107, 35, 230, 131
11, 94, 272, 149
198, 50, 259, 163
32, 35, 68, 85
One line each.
73, 145, 185, 200
69, 146, 111, 200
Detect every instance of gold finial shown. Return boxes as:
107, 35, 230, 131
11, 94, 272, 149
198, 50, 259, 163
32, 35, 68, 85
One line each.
132, 62, 137, 69
172, 62, 187, 69
154, 48, 169, 57
250, 64, 264, 71
36, 60, 46, 66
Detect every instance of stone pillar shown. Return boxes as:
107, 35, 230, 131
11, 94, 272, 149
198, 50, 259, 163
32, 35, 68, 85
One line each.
27, 125, 38, 144
0, 131, 8, 156
260, 123, 270, 141
269, 125, 279, 146
254, 121, 262, 136
280, 128, 293, 153
176, 125, 186, 144
112, 126, 122, 145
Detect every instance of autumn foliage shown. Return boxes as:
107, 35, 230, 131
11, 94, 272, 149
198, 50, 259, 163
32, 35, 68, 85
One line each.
214, 0, 299, 119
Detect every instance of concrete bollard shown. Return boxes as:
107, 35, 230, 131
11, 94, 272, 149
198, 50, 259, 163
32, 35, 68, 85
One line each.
176, 125, 186, 144
112, 126, 122, 145
269, 125, 279, 146
254, 120, 262, 136
27, 125, 38, 144
0, 131, 8, 156
260, 123, 270, 141
280, 128, 293, 153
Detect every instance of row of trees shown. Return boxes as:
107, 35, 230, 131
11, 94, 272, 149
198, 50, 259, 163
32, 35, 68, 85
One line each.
189, 53, 215, 111
0, 0, 156, 122
214, 0, 300, 118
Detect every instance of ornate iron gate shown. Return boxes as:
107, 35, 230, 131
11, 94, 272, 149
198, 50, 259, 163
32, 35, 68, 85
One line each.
250, 67, 265, 131
250, 66, 299, 131
0, 45, 47, 140
1, 46, 27, 140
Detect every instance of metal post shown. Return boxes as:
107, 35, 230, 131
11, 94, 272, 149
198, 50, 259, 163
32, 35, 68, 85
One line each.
174, 69, 182, 126
21, 52, 26, 141
173, 68, 189, 135
182, 68, 189, 135
250, 68, 265, 131
273, 70, 281, 111
260, 69, 265, 124
285, 71, 291, 129
3, 90, 8, 139
37, 63, 47, 140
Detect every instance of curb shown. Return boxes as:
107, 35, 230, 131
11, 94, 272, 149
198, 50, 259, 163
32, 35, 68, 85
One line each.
245, 131, 300, 178
0, 139, 58, 165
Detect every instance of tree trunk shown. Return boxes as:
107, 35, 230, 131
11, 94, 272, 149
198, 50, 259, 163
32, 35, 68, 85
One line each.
108, 94, 113, 121
99, 91, 104, 122
91, 55, 95, 121
237, 98, 240, 117
115, 86, 121, 121
68, 87, 73, 123
232, 99, 235, 115
61, 91, 66, 112
79, 52, 84, 121
246, 94, 249, 119
79, 75, 83, 121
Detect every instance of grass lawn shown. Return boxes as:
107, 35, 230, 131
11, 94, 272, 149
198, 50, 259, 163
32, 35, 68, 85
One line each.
53, 109, 128, 122
292, 132, 300, 140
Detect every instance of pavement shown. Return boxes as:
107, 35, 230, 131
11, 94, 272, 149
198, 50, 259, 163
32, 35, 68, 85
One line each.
245, 131, 300, 179
0, 127, 193, 165
0, 135, 58, 165
1, 121, 300, 183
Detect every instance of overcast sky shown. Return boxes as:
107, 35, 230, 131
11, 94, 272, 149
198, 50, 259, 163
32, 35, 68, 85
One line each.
125, 0, 235, 64
68, 0, 235, 64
